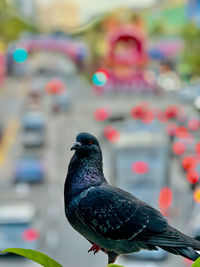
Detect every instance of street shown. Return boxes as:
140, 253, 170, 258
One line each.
0, 51, 197, 267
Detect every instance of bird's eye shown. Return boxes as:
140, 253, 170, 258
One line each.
88, 139, 93, 145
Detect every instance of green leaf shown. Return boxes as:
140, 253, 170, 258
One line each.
192, 257, 200, 267
107, 264, 124, 267
1, 248, 63, 267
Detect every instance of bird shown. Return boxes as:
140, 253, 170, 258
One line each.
64, 132, 200, 264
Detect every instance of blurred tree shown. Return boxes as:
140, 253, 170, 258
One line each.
182, 23, 200, 76
0, 0, 37, 43
149, 19, 169, 36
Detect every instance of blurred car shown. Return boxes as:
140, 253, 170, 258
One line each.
22, 112, 46, 148
0, 202, 40, 253
106, 120, 170, 261
30, 77, 46, 96
33, 57, 76, 79
14, 156, 45, 183
52, 91, 71, 113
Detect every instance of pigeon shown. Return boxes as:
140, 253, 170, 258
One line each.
64, 132, 200, 264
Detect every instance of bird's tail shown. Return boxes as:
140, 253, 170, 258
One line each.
161, 246, 200, 261
176, 247, 200, 261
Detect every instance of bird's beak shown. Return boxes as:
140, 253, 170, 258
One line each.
71, 142, 81, 151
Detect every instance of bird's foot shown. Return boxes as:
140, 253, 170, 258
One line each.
88, 243, 102, 254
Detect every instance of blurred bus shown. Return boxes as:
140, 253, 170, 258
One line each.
106, 120, 171, 261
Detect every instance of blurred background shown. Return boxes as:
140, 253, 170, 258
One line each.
0, 0, 200, 266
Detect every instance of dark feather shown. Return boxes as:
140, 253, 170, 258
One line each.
77, 184, 168, 241
65, 132, 200, 264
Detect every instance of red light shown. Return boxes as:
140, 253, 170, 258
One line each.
166, 123, 177, 136
45, 79, 65, 95
141, 110, 154, 124
177, 110, 188, 122
156, 110, 167, 123
165, 105, 178, 119
94, 108, 109, 121
92, 68, 109, 87
103, 125, 120, 143
196, 143, 200, 155
193, 188, 200, 203
130, 106, 144, 119
183, 258, 193, 266
22, 229, 39, 242
96, 68, 109, 78
131, 161, 149, 174
172, 142, 185, 155
182, 156, 196, 171
175, 126, 189, 139
186, 169, 199, 184
188, 118, 200, 131
159, 187, 173, 211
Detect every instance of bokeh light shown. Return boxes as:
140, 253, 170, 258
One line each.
175, 126, 189, 139
166, 123, 177, 136
186, 169, 199, 184
92, 69, 109, 87
13, 48, 28, 63
103, 125, 120, 143
182, 156, 196, 171
22, 228, 40, 242
156, 110, 167, 123
196, 142, 200, 155
131, 161, 149, 174
172, 142, 185, 155
141, 110, 154, 124
94, 108, 110, 121
183, 258, 193, 267
159, 187, 173, 211
130, 106, 144, 119
45, 79, 65, 95
165, 105, 178, 120
188, 118, 200, 131
193, 188, 200, 203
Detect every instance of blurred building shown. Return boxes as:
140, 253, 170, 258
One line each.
38, 0, 80, 31
7, 0, 38, 24
186, 0, 200, 26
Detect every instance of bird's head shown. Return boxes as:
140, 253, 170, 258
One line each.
71, 132, 101, 157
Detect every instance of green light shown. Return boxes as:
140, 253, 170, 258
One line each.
13, 48, 28, 63
92, 71, 108, 87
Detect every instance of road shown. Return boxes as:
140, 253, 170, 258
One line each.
0, 51, 197, 267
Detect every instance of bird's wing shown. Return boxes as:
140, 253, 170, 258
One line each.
76, 184, 168, 241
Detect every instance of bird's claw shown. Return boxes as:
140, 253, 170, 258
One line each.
88, 244, 101, 254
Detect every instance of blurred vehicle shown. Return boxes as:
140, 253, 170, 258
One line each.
28, 78, 45, 99
25, 97, 42, 112
177, 84, 200, 103
33, 56, 76, 80
52, 91, 71, 113
14, 156, 45, 183
0, 202, 40, 253
22, 112, 46, 148
106, 120, 170, 261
